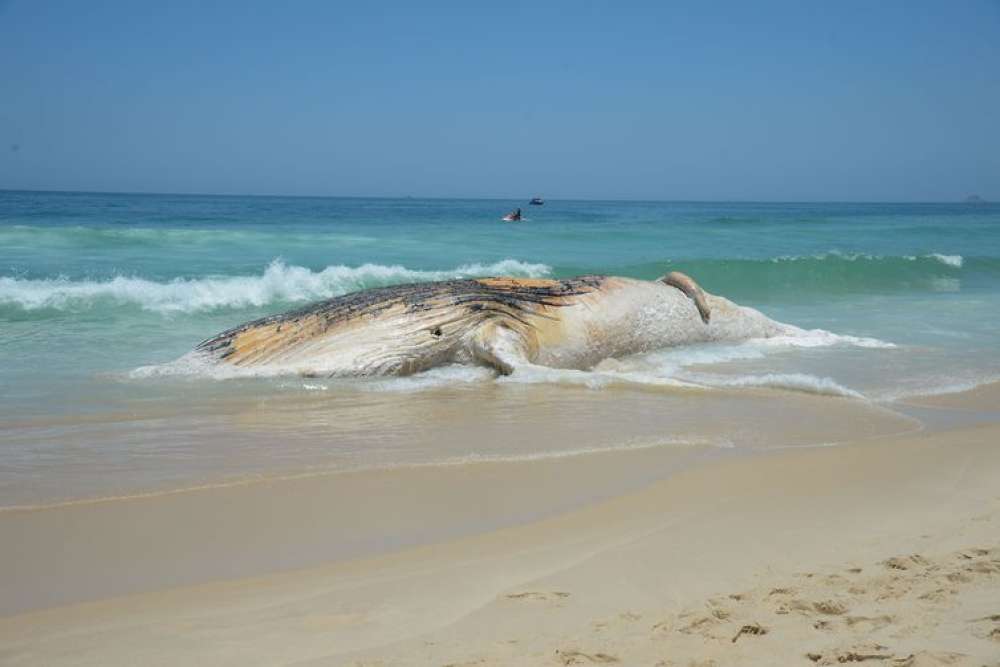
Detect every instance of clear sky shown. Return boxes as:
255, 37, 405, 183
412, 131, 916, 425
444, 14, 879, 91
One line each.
1, 1, 998, 201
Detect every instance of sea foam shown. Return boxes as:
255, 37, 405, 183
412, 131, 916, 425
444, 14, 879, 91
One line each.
676, 372, 865, 399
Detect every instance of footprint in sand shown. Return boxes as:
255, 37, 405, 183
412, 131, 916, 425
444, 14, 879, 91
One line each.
876, 577, 915, 601
730, 622, 768, 643
554, 649, 619, 665
674, 599, 735, 636
966, 559, 1000, 575
883, 555, 930, 571
505, 591, 571, 601
767, 587, 797, 597
844, 614, 896, 632
677, 614, 719, 636
807, 646, 968, 666
802, 599, 850, 616
650, 618, 674, 634
917, 587, 957, 603
806, 643, 894, 665
969, 613, 1000, 642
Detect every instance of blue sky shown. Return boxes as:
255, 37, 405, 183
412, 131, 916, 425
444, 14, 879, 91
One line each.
1, 1, 998, 201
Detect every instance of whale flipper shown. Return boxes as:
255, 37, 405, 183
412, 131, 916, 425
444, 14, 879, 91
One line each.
469, 322, 527, 376
659, 271, 711, 324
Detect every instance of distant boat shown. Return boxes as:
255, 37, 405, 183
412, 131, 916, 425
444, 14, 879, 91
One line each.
964, 195, 986, 204
529, 197, 544, 206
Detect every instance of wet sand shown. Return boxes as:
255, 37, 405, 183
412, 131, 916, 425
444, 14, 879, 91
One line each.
1, 386, 998, 665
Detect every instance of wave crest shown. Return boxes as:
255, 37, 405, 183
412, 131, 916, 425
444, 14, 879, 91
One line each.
0, 259, 552, 314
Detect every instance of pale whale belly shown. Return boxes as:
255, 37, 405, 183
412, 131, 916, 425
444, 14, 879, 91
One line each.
529, 279, 788, 370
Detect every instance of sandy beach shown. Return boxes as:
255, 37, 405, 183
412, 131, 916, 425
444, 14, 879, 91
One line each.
1, 384, 998, 666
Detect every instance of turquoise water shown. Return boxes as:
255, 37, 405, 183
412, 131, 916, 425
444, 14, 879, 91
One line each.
2, 190, 999, 505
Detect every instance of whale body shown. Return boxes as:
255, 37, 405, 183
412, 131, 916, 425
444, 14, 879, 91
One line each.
195, 273, 790, 377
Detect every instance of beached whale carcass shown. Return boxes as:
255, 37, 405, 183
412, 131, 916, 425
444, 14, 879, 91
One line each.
195, 272, 789, 376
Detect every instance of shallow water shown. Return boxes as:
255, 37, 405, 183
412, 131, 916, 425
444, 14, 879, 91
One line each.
1, 191, 998, 505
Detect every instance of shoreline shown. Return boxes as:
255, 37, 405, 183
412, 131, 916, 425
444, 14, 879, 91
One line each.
0, 381, 919, 511
1, 384, 999, 664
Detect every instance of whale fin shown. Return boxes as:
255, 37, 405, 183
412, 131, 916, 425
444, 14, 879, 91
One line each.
659, 271, 711, 324
469, 322, 527, 376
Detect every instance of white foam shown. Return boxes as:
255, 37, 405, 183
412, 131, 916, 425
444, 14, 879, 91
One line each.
0, 258, 552, 314
607, 328, 893, 377
766, 327, 896, 349
928, 254, 963, 268
770, 251, 964, 267
581, 328, 885, 399
129, 352, 253, 380
360, 365, 495, 392
873, 375, 1000, 403
680, 372, 865, 399
429, 436, 729, 466
129, 356, 497, 388
485, 360, 703, 391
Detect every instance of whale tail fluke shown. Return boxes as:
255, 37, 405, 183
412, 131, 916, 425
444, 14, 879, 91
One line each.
659, 271, 711, 324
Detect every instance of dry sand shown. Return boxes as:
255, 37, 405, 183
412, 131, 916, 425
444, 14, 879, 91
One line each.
1, 386, 998, 666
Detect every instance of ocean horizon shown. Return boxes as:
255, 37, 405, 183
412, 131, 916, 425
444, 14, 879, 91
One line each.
2, 187, 991, 205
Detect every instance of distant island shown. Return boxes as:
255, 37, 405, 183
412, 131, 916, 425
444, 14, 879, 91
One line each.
964, 195, 986, 204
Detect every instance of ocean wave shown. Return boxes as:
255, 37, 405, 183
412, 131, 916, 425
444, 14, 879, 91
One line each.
871, 375, 1000, 403
0, 224, 380, 248
761, 327, 895, 349
2, 251, 990, 317
643, 252, 986, 299
677, 372, 865, 399
766, 251, 964, 266
0, 258, 552, 314
924, 253, 963, 268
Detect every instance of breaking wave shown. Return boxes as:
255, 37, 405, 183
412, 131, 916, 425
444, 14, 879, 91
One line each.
0, 259, 552, 314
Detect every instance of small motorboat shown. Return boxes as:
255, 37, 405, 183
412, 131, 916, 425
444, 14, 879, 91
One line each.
529, 197, 544, 205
